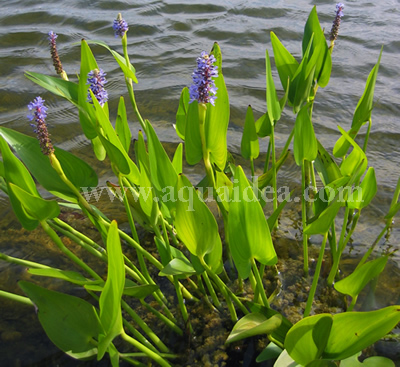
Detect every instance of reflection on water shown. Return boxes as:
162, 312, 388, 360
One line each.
1, 0, 400, 365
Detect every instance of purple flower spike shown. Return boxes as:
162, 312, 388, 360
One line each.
27, 97, 54, 156
189, 51, 218, 106
48, 31, 64, 75
113, 13, 129, 38
330, 3, 344, 42
87, 69, 108, 107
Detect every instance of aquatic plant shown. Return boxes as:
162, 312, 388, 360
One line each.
0, 4, 399, 367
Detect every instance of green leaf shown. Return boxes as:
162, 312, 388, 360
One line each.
206, 42, 230, 170
174, 174, 222, 273
19, 281, 100, 360
28, 268, 91, 285
90, 92, 139, 183
25, 71, 78, 103
175, 87, 190, 140
255, 112, 272, 138
291, 35, 316, 113
159, 257, 197, 277
306, 361, 337, 367
154, 236, 190, 267
248, 302, 293, 345
302, 6, 331, 88
138, 167, 158, 226
341, 353, 395, 367
314, 140, 342, 186
334, 256, 388, 298
347, 167, 377, 210
172, 143, 183, 174
352, 47, 383, 129
273, 349, 300, 367
0, 127, 98, 203
323, 306, 400, 361
285, 313, 333, 366
333, 48, 383, 157
226, 313, 282, 344
184, 100, 203, 166
228, 166, 277, 279
0, 135, 39, 229
122, 284, 159, 298
86, 40, 138, 83
293, 103, 318, 166
147, 122, 178, 215
78, 40, 99, 140
266, 49, 282, 123
241, 105, 259, 160
8, 183, 60, 221
271, 32, 299, 92
257, 150, 289, 190
97, 221, 125, 360
336, 127, 368, 182
305, 200, 341, 235
267, 190, 293, 230
85, 281, 158, 299
215, 170, 233, 213
135, 130, 150, 174
256, 342, 282, 363
98, 134, 130, 175
115, 97, 131, 153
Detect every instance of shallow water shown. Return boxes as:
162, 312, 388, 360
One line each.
1, 0, 400, 365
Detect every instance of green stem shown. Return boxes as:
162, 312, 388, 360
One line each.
109, 222, 196, 301
328, 210, 359, 285
122, 300, 169, 353
49, 221, 107, 261
173, 276, 192, 333
251, 259, 270, 308
347, 296, 358, 312
357, 222, 390, 270
281, 126, 295, 159
329, 222, 337, 261
0, 252, 51, 269
41, 220, 102, 281
51, 218, 106, 256
141, 300, 183, 336
121, 331, 172, 367
0, 290, 34, 307
202, 270, 221, 308
301, 160, 309, 275
121, 33, 147, 132
362, 118, 372, 153
122, 319, 159, 354
304, 232, 328, 317
263, 140, 271, 174
270, 125, 278, 213
200, 258, 239, 321
250, 158, 255, 177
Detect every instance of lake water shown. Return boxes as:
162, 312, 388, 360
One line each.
1, 0, 400, 365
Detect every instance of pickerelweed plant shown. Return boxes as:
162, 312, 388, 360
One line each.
0, 4, 399, 367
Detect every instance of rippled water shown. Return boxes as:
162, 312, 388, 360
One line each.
1, 0, 400, 365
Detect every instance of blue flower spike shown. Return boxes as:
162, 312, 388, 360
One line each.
330, 3, 344, 42
48, 31, 68, 80
87, 69, 108, 107
189, 51, 218, 106
27, 96, 54, 156
113, 13, 129, 38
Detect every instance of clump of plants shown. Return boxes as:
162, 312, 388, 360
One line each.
1, 3, 399, 366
